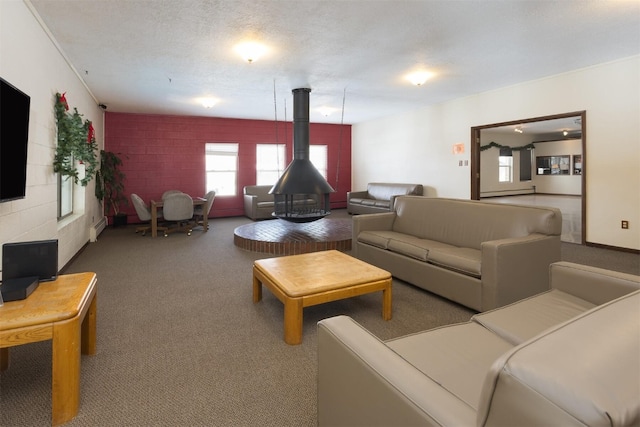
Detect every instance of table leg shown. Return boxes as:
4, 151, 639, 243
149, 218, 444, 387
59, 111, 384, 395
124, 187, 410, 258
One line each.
52, 317, 81, 426
382, 281, 392, 320
81, 294, 97, 355
151, 201, 158, 237
0, 347, 9, 371
283, 297, 303, 345
252, 269, 263, 303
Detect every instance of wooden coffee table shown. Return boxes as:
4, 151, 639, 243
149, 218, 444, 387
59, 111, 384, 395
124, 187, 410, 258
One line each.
0, 272, 97, 426
253, 250, 392, 345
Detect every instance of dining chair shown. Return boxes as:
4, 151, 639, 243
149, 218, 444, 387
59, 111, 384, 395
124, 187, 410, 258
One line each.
193, 190, 216, 231
131, 193, 167, 236
162, 193, 195, 236
161, 190, 183, 200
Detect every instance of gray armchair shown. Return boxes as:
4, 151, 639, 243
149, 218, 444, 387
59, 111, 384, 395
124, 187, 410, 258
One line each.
161, 189, 183, 200
131, 193, 166, 236
194, 190, 216, 230
162, 193, 195, 236
243, 185, 275, 220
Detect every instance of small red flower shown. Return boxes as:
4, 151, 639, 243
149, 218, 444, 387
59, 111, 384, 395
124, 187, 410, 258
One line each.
87, 122, 95, 143
59, 92, 69, 111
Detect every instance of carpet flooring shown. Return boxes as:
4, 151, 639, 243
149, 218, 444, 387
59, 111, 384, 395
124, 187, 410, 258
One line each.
1, 209, 637, 426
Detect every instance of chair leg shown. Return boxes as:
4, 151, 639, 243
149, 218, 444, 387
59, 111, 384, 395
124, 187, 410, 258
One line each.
135, 225, 151, 236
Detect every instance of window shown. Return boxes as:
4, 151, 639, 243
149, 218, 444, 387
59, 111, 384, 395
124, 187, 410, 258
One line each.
205, 143, 238, 196
58, 171, 73, 220
310, 145, 328, 179
256, 144, 285, 185
498, 155, 513, 183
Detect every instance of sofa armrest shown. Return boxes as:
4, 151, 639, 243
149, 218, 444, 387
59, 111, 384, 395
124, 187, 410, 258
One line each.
352, 212, 396, 257
318, 316, 476, 427
481, 234, 561, 310
243, 194, 258, 220
549, 261, 640, 304
347, 190, 369, 200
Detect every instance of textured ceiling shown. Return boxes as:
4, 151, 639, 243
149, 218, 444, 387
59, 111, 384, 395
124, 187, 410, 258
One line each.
27, 0, 640, 125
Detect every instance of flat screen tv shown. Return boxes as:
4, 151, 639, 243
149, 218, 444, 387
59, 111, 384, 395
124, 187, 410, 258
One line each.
0, 77, 31, 202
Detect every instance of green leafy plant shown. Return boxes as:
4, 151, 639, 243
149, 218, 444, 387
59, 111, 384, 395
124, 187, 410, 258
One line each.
95, 150, 128, 217
53, 92, 99, 185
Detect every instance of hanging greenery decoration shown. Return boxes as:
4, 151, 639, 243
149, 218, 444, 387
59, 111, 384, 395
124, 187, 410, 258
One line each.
53, 92, 99, 186
480, 141, 536, 152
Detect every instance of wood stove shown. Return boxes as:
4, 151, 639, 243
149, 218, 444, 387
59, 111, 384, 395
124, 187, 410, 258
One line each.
270, 88, 334, 223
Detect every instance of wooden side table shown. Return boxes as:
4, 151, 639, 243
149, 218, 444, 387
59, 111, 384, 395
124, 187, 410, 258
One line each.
0, 272, 97, 426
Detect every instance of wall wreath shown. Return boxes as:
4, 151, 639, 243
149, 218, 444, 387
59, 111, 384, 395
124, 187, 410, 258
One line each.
53, 92, 98, 186
480, 141, 536, 152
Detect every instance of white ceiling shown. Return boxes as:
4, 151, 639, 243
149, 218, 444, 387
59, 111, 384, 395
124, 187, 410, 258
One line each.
27, 0, 640, 125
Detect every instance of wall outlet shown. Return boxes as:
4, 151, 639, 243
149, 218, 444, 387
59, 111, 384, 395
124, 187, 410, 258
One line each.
621, 220, 629, 229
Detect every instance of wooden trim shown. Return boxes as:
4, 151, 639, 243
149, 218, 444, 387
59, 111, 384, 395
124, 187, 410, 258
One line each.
585, 241, 640, 255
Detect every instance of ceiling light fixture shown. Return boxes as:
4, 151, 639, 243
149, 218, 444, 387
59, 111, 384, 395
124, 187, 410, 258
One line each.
514, 126, 523, 133
201, 98, 217, 109
234, 42, 268, 63
406, 70, 434, 86
318, 107, 335, 117
563, 130, 569, 136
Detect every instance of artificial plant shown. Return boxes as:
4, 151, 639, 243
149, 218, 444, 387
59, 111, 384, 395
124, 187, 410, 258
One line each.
53, 92, 99, 185
95, 150, 128, 217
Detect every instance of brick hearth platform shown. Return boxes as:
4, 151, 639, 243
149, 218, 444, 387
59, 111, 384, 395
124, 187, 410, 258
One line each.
234, 218, 352, 255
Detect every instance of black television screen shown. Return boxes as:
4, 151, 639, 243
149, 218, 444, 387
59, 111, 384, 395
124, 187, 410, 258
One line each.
0, 77, 31, 202
2, 239, 58, 283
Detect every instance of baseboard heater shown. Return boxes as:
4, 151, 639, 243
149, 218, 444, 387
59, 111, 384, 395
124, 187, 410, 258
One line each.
481, 187, 536, 198
89, 216, 107, 242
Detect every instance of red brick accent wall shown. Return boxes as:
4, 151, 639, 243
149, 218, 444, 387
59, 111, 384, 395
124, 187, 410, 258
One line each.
104, 112, 351, 221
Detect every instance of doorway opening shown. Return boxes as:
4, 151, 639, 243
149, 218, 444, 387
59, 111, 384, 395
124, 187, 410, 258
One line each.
470, 111, 586, 244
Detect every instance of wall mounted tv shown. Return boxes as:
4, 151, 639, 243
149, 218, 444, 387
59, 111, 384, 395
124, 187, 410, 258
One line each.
0, 77, 31, 202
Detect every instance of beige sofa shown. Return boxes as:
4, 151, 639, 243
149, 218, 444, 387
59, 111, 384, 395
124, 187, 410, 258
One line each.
353, 196, 562, 311
347, 182, 423, 214
318, 262, 640, 426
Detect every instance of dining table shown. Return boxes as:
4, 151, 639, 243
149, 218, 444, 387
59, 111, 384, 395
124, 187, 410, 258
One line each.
150, 196, 207, 237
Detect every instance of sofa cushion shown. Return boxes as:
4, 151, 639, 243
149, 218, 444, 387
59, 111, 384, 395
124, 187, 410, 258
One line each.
427, 247, 482, 278
386, 322, 513, 410
357, 231, 396, 249
472, 289, 596, 345
387, 237, 455, 261
373, 200, 391, 208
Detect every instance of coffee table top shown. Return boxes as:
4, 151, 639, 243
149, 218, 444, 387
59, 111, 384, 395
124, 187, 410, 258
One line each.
254, 250, 391, 297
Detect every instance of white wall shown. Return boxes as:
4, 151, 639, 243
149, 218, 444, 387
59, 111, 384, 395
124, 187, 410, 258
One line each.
353, 56, 640, 250
531, 139, 582, 195
0, 0, 104, 276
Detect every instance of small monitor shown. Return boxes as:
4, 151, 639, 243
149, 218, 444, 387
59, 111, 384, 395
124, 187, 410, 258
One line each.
2, 239, 58, 283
